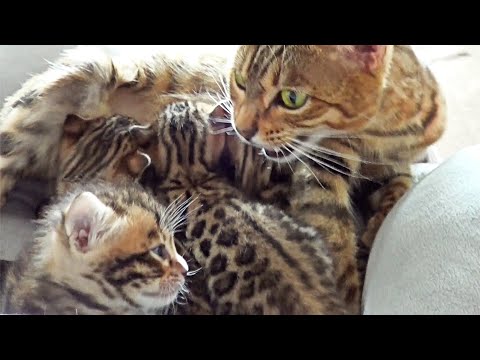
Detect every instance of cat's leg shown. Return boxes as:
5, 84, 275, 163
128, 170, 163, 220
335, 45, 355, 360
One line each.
0, 46, 158, 207
286, 140, 362, 314
361, 168, 413, 249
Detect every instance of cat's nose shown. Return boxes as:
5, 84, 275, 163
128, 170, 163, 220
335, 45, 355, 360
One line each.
237, 125, 258, 141
171, 253, 188, 275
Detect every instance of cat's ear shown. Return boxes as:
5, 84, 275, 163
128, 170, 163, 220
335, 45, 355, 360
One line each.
205, 104, 229, 167
64, 192, 112, 253
63, 114, 90, 138
126, 151, 151, 177
340, 45, 391, 74
129, 124, 156, 147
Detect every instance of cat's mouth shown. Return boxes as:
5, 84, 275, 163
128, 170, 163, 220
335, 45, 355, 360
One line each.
262, 148, 281, 158
260, 135, 310, 163
261, 148, 295, 164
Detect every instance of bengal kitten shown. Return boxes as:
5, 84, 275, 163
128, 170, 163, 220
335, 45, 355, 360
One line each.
0, 46, 229, 207
2, 181, 189, 315
141, 101, 347, 315
56, 114, 153, 195
0, 45, 446, 312
31, 113, 153, 218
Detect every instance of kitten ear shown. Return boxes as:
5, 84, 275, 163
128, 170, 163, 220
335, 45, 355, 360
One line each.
63, 114, 89, 137
209, 104, 231, 133
126, 151, 151, 177
64, 192, 111, 253
205, 104, 229, 167
129, 124, 156, 147
341, 45, 391, 74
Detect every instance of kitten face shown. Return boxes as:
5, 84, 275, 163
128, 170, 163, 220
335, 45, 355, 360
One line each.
44, 183, 189, 312
58, 115, 152, 193
229, 45, 393, 163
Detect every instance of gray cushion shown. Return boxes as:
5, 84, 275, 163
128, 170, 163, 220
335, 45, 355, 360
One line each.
363, 144, 480, 314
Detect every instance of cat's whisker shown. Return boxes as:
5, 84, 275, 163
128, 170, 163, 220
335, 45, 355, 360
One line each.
218, 75, 231, 100
211, 74, 230, 101
209, 127, 234, 135
170, 203, 202, 232
274, 151, 281, 171
279, 147, 295, 175
164, 193, 185, 215
161, 194, 187, 227
290, 140, 356, 172
283, 145, 325, 189
288, 142, 358, 171
180, 283, 190, 294
289, 137, 392, 166
186, 268, 203, 277
209, 117, 232, 124
289, 143, 373, 181
289, 143, 353, 177
216, 98, 233, 116
164, 195, 198, 231
211, 97, 232, 112
290, 137, 362, 161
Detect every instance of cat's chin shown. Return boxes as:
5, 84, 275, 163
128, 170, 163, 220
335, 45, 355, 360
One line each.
139, 280, 184, 308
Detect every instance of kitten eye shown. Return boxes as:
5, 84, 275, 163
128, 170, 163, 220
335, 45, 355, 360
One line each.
152, 244, 169, 259
234, 71, 246, 90
279, 90, 308, 110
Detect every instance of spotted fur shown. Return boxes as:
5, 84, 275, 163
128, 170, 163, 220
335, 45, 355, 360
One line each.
227, 45, 446, 309
0, 45, 445, 313
143, 101, 347, 315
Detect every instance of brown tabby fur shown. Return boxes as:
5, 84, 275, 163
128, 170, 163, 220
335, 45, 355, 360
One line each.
2, 181, 188, 314
2, 116, 188, 315
0, 46, 229, 206
56, 114, 152, 195
143, 101, 347, 315
0, 45, 445, 313
228, 45, 446, 311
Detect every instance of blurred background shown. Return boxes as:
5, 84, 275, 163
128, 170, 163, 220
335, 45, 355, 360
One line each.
412, 45, 480, 159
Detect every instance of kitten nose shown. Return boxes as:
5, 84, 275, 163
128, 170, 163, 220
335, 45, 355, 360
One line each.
171, 253, 189, 275
237, 125, 258, 141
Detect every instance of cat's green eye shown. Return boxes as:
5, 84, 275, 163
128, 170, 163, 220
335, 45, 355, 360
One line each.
280, 90, 308, 110
234, 71, 247, 90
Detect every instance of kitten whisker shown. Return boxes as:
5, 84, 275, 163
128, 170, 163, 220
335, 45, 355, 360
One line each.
163, 195, 199, 232
187, 267, 203, 277
170, 203, 202, 232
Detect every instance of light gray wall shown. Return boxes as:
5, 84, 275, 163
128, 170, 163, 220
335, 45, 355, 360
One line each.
0, 45, 76, 103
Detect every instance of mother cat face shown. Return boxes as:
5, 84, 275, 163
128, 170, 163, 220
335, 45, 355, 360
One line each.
228, 45, 393, 162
